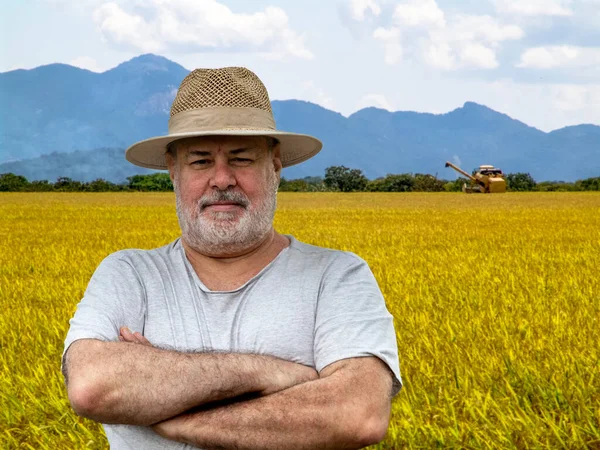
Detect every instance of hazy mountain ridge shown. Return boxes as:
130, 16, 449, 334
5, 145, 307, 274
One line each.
1, 54, 598, 181
0, 148, 155, 183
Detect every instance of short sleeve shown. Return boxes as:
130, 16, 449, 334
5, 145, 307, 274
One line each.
62, 252, 147, 364
314, 252, 402, 396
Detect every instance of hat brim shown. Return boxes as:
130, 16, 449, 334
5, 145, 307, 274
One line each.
125, 130, 323, 170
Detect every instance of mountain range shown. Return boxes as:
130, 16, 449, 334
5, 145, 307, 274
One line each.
1, 54, 598, 182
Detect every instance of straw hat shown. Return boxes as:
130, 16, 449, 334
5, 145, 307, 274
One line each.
125, 67, 323, 169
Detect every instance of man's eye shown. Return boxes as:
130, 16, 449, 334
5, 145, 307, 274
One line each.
232, 158, 252, 163
192, 160, 209, 165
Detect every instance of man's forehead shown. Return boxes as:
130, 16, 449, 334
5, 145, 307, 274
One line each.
175, 135, 269, 154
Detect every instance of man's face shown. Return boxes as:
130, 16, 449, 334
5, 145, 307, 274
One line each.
166, 135, 282, 256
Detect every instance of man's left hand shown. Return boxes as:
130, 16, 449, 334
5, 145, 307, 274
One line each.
152, 414, 191, 442
119, 327, 153, 346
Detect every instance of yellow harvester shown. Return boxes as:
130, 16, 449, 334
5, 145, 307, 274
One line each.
445, 161, 506, 193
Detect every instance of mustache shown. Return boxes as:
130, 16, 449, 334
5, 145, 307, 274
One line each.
199, 190, 250, 210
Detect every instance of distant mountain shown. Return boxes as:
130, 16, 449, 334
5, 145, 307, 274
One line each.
0, 54, 187, 161
0, 148, 155, 183
1, 54, 599, 181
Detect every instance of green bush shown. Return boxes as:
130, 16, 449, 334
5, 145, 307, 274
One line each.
0, 173, 29, 191
324, 166, 368, 192
367, 174, 414, 192
127, 173, 173, 191
506, 173, 536, 191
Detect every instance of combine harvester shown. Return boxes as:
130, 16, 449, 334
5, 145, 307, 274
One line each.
445, 161, 506, 193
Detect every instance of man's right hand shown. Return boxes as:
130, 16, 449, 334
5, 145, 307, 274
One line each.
262, 360, 318, 396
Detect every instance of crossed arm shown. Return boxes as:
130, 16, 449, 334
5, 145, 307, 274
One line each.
63, 327, 394, 449
151, 355, 393, 449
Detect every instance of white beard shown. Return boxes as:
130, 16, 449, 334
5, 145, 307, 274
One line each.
174, 169, 278, 256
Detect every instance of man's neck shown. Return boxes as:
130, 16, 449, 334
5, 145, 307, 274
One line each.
181, 230, 290, 291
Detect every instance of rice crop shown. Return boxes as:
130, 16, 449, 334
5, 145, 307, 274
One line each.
1, 192, 599, 449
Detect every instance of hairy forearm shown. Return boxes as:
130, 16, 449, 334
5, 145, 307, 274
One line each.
154, 360, 392, 450
64, 339, 310, 426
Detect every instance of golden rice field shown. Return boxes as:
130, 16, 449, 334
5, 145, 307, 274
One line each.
1, 192, 599, 449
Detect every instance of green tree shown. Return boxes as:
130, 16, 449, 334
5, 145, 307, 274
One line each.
506, 173, 536, 191
27, 180, 53, 192
127, 173, 173, 191
366, 178, 386, 192
580, 177, 600, 191
536, 181, 577, 192
443, 177, 470, 192
302, 176, 324, 186
54, 177, 85, 191
86, 178, 123, 192
367, 174, 415, 192
413, 173, 445, 192
279, 177, 310, 192
324, 166, 368, 192
0, 173, 29, 191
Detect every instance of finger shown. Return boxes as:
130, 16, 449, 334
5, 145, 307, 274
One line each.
118, 335, 124, 342
134, 332, 152, 346
120, 326, 133, 337
120, 327, 137, 342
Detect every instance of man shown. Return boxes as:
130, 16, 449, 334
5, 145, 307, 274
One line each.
62, 67, 402, 449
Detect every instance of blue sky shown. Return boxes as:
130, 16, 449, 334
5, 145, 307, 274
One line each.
2, 0, 599, 131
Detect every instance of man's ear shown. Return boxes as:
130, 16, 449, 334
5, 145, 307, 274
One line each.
272, 141, 283, 174
165, 152, 176, 184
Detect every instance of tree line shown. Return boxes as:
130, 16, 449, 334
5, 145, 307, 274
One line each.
284, 168, 600, 192
0, 173, 174, 192
1, 167, 599, 192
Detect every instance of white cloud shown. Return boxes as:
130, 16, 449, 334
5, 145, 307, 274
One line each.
93, 3, 162, 52
357, 93, 394, 111
68, 56, 104, 72
374, 1, 523, 70
551, 84, 599, 112
517, 46, 600, 69
421, 39, 456, 70
301, 80, 335, 110
460, 43, 499, 69
424, 14, 522, 69
349, 0, 382, 21
373, 27, 403, 64
494, 0, 573, 16
450, 14, 524, 44
393, 0, 446, 28
92, 0, 313, 60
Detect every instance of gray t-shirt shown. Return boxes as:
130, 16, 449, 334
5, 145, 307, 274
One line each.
64, 235, 402, 449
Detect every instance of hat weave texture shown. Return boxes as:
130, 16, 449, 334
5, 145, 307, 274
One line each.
171, 67, 273, 116
124, 66, 322, 170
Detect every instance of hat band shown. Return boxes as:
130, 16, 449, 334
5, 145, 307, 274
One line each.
168, 107, 276, 134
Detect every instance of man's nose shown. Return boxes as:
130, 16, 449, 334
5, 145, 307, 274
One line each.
209, 159, 236, 190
